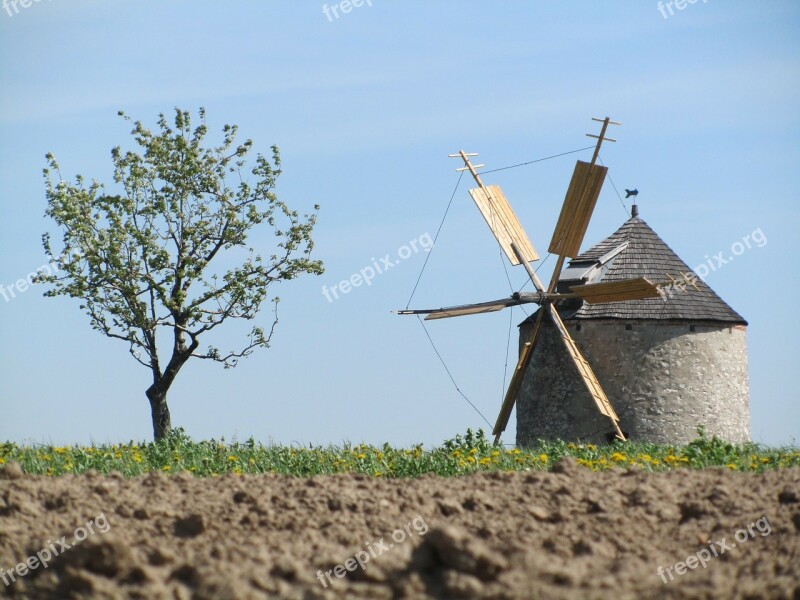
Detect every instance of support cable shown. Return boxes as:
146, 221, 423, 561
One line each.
402, 144, 603, 434
415, 315, 494, 429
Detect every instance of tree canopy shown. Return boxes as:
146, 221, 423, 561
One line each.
38, 108, 323, 439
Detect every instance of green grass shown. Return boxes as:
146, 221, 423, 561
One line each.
1, 428, 798, 478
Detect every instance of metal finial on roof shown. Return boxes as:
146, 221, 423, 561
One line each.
631, 204, 639, 218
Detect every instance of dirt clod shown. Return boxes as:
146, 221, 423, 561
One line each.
420, 524, 508, 581
173, 513, 205, 538
0, 461, 24, 480
0, 467, 797, 599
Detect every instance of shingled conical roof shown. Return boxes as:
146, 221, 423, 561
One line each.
555, 212, 747, 324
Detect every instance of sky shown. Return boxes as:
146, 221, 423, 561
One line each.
1, 1, 798, 448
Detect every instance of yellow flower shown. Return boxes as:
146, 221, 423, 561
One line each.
0, 458, 5, 465
375, 472, 383, 477
228, 456, 238, 462
469, 448, 478, 455
611, 452, 627, 462
248, 458, 255, 465
479, 457, 491, 466
491, 450, 500, 457
233, 467, 242, 475
760, 457, 771, 464
54, 448, 67, 455
466, 456, 476, 464
726, 463, 737, 470
114, 451, 122, 459
357, 453, 366, 459
586, 444, 596, 451
162, 465, 171, 471
664, 455, 678, 464
539, 454, 548, 462
132, 455, 143, 463
451, 450, 463, 458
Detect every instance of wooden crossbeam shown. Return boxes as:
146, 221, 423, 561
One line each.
588, 116, 621, 165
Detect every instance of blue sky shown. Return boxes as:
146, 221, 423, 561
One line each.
1, 1, 798, 447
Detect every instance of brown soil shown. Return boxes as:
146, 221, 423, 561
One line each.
1, 460, 798, 600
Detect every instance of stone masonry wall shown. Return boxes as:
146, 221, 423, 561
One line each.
515, 318, 749, 446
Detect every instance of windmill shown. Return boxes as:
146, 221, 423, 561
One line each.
398, 117, 664, 444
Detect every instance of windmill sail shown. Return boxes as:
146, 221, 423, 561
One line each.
548, 161, 607, 258
469, 184, 538, 266
570, 277, 660, 304
402, 119, 632, 445
396, 293, 540, 320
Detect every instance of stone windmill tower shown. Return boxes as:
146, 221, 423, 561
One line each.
398, 117, 749, 447
516, 205, 750, 446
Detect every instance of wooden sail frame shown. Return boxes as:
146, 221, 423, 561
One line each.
401, 117, 636, 444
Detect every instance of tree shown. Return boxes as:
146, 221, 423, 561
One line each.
38, 108, 323, 440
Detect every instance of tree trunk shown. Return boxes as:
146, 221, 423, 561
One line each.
147, 388, 172, 441
146, 331, 194, 441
